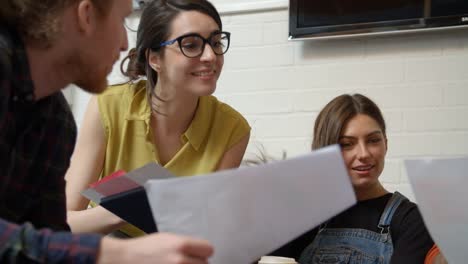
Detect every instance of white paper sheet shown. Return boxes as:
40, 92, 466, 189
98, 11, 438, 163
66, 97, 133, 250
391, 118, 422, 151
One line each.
145, 145, 356, 264
405, 157, 468, 264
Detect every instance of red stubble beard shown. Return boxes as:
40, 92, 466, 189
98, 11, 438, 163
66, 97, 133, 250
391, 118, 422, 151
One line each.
72, 55, 114, 94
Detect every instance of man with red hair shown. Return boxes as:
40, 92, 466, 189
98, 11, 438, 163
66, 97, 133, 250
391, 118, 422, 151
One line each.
0, 0, 213, 263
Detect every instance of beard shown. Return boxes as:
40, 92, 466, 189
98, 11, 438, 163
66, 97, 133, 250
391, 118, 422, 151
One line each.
69, 50, 111, 94
74, 71, 109, 94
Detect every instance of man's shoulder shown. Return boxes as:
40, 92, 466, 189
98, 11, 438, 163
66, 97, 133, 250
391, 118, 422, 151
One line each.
0, 27, 13, 81
0, 27, 14, 110
38, 92, 76, 128
0, 25, 14, 49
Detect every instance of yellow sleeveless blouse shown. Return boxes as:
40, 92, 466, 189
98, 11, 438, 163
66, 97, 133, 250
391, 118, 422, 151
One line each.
94, 80, 250, 237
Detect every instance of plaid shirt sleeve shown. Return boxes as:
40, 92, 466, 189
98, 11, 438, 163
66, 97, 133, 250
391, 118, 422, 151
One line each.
0, 218, 102, 263
0, 27, 103, 264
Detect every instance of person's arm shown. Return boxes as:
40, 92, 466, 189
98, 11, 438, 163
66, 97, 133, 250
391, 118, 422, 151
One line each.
390, 206, 434, 263
0, 218, 214, 264
65, 97, 125, 234
217, 132, 250, 170
0, 218, 101, 263
97, 232, 213, 264
425, 245, 448, 264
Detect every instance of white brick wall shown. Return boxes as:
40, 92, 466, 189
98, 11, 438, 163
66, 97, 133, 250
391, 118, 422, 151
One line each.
220, 8, 468, 201
70, 6, 468, 201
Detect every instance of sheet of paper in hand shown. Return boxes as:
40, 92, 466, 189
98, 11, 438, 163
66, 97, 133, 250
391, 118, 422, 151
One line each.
145, 145, 356, 264
405, 157, 468, 264
81, 163, 175, 233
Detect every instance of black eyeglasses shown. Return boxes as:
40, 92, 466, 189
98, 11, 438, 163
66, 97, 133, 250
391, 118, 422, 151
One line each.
158, 31, 231, 58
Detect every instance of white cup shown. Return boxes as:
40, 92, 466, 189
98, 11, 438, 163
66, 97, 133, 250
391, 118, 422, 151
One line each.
258, 256, 298, 264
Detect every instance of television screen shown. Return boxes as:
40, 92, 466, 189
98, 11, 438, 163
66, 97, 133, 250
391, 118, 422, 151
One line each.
432, 0, 468, 17
289, 0, 468, 39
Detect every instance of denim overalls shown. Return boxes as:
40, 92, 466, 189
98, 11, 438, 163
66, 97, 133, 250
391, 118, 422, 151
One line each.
299, 192, 407, 264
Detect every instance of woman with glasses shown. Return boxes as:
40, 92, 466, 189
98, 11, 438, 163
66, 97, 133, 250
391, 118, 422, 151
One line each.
65, 0, 250, 237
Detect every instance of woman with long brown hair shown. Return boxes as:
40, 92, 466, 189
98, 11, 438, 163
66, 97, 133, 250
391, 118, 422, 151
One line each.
274, 94, 433, 263
65, 0, 250, 237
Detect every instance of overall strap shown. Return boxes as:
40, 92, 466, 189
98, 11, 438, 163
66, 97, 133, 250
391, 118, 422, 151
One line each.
377, 192, 408, 234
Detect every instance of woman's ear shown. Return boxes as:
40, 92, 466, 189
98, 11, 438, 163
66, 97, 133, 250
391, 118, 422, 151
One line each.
147, 50, 162, 72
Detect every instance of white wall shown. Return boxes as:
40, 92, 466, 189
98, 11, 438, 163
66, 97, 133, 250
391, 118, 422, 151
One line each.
71, 5, 468, 200
209, 0, 287, 14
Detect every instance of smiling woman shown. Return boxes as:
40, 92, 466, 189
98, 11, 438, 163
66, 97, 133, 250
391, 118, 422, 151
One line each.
65, 0, 250, 238
338, 114, 388, 199
312, 94, 389, 201
271, 94, 434, 264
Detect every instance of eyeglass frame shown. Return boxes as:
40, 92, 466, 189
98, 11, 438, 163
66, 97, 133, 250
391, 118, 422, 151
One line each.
157, 31, 231, 58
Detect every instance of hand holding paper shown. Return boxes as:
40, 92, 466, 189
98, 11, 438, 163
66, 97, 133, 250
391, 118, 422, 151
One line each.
82, 145, 356, 263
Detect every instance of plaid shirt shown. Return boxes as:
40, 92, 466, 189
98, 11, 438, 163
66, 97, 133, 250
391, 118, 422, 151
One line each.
0, 26, 101, 262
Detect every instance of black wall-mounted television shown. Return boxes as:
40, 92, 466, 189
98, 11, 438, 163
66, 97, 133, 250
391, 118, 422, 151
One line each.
289, 0, 468, 40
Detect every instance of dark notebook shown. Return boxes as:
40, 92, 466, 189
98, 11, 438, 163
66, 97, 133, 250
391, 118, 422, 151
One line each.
82, 163, 175, 233
101, 186, 156, 233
